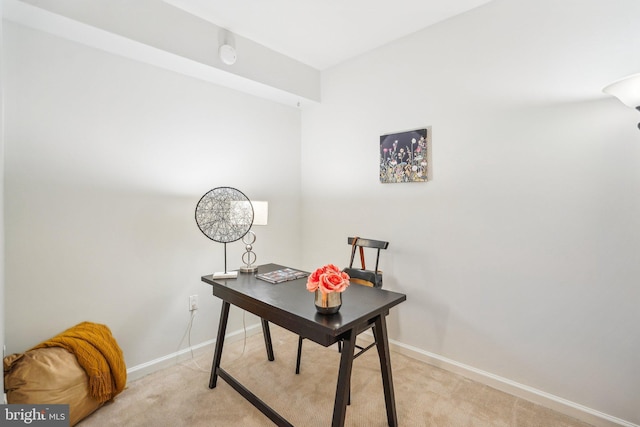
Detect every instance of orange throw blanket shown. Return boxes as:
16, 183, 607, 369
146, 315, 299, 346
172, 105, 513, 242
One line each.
31, 322, 127, 403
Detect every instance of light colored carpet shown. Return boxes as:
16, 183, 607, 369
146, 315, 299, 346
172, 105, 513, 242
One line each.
79, 325, 593, 426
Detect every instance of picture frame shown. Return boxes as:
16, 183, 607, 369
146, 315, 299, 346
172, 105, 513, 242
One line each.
380, 127, 431, 183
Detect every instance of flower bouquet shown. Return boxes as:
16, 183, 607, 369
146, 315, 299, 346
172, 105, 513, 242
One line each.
306, 264, 350, 314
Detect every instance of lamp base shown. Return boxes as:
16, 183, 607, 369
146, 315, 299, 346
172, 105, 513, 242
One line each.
212, 271, 238, 279
239, 266, 258, 273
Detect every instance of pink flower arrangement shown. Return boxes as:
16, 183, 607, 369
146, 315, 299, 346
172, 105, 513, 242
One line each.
306, 264, 350, 294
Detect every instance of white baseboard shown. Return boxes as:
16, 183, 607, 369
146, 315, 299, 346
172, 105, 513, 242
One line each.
385, 337, 638, 427
126, 323, 262, 382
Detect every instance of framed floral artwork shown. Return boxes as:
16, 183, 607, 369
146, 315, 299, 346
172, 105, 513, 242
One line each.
380, 127, 430, 183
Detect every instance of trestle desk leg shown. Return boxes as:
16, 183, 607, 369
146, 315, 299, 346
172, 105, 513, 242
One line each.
209, 301, 230, 389
261, 319, 275, 361
332, 329, 355, 427
374, 315, 398, 426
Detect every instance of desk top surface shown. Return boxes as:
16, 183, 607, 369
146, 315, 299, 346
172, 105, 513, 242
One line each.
201, 263, 406, 343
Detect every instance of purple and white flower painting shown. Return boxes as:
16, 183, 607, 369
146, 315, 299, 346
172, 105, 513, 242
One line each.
380, 127, 430, 183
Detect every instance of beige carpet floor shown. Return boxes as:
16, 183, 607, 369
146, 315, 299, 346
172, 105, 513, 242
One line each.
79, 325, 593, 427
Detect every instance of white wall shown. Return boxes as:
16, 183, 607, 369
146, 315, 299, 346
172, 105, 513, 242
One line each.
300, 0, 640, 425
0, 0, 5, 399
3, 21, 303, 369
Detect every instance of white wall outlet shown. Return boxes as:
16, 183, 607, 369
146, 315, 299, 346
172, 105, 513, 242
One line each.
189, 295, 198, 311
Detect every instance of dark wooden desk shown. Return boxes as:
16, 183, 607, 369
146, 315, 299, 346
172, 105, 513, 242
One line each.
201, 263, 406, 427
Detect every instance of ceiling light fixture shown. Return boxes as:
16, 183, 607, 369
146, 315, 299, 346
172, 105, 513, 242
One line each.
219, 44, 237, 65
218, 29, 237, 65
603, 73, 640, 129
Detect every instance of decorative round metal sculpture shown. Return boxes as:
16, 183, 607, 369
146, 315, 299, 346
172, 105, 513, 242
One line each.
239, 230, 258, 273
195, 187, 254, 244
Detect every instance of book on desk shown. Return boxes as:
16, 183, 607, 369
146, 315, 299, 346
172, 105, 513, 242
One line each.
256, 268, 308, 284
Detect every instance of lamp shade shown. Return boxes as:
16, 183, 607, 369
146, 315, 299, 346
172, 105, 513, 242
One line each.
251, 201, 268, 226
229, 200, 268, 226
603, 73, 640, 108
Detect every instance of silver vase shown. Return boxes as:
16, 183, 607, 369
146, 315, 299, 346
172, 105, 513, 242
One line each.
314, 290, 342, 314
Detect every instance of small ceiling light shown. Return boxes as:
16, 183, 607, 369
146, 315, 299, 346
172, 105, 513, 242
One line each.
603, 73, 640, 129
219, 44, 237, 65
218, 29, 237, 66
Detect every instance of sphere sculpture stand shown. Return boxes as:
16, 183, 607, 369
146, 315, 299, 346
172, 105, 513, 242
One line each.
195, 187, 254, 279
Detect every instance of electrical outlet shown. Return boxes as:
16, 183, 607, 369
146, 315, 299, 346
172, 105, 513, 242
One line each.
189, 295, 198, 311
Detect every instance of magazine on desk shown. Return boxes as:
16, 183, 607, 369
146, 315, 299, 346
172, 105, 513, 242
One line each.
256, 268, 309, 284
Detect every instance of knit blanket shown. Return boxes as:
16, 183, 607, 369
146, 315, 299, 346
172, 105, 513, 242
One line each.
31, 322, 127, 403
